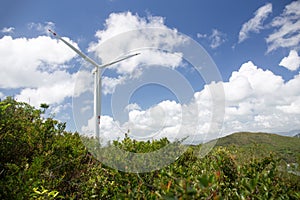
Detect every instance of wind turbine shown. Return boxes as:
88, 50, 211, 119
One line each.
48, 29, 140, 139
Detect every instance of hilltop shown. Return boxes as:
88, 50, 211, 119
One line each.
214, 132, 300, 163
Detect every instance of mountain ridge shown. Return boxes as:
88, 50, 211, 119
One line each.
213, 132, 300, 163
215, 131, 297, 145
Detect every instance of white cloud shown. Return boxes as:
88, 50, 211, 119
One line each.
124, 100, 183, 139
88, 12, 186, 75
197, 29, 226, 49
277, 98, 300, 114
282, 73, 300, 97
222, 61, 299, 134
81, 61, 300, 144
0, 35, 79, 89
223, 75, 253, 102
102, 76, 126, 95
209, 29, 227, 49
279, 50, 300, 71
196, 33, 207, 38
50, 103, 72, 115
80, 12, 188, 124
230, 61, 284, 95
0, 36, 76, 88
0, 32, 90, 111
73, 70, 94, 97
80, 105, 92, 114
125, 103, 141, 111
266, 1, 300, 52
15, 75, 74, 107
239, 3, 272, 43
82, 115, 124, 143
28, 21, 55, 35
14, 69, 93, 108
1, 27, 15, 34
237, 1, 300, 52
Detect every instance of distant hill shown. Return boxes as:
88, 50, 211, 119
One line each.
215, 132, 298, 146
277, 129, 300, 137
294, 133, 300, 138
214, 132, 300, 163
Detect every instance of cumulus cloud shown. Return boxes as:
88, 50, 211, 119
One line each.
15, 75, 74, 107
239, 3, 272, 43
124, 100, 183, 139
81, 61, 300, 144
14, 69, 93, 108
125, 103, 141, 111
277, 98, 300, 114
0, 35, 79, 89
88, 12, 186, 76
279, 50, 300, 71
50, 103, 72, 116
0, 33, 85, 109
82, 115, 124, 143
266, 1, 300, 52
102, 76, 126, 95
84, 12, 187, 97
218, 61, 299, 134
230, 61, 284, 95
0, 23, 85, 124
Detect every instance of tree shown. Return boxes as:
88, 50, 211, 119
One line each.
40, 103, 49, 114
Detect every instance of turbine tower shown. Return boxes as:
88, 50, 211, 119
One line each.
49, 30, 139, 139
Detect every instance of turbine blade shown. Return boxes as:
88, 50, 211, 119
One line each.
99, 53, 141, 68
49, 30, 141, 70
48, 29, 101, 68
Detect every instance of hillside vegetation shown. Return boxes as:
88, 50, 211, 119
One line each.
0, 97, 299, 199
215, 132, 300, 163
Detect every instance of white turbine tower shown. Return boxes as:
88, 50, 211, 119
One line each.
49, 30, 139, 139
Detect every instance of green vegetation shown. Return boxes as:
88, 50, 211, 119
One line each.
1, 97, 299, 199
215, 132, 300, 163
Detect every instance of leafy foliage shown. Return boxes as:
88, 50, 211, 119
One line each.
0, 97, 299, 199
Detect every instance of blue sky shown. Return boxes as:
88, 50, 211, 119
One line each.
1, 0, 300, 143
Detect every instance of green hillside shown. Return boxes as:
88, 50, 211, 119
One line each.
215, 132, 300, 163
